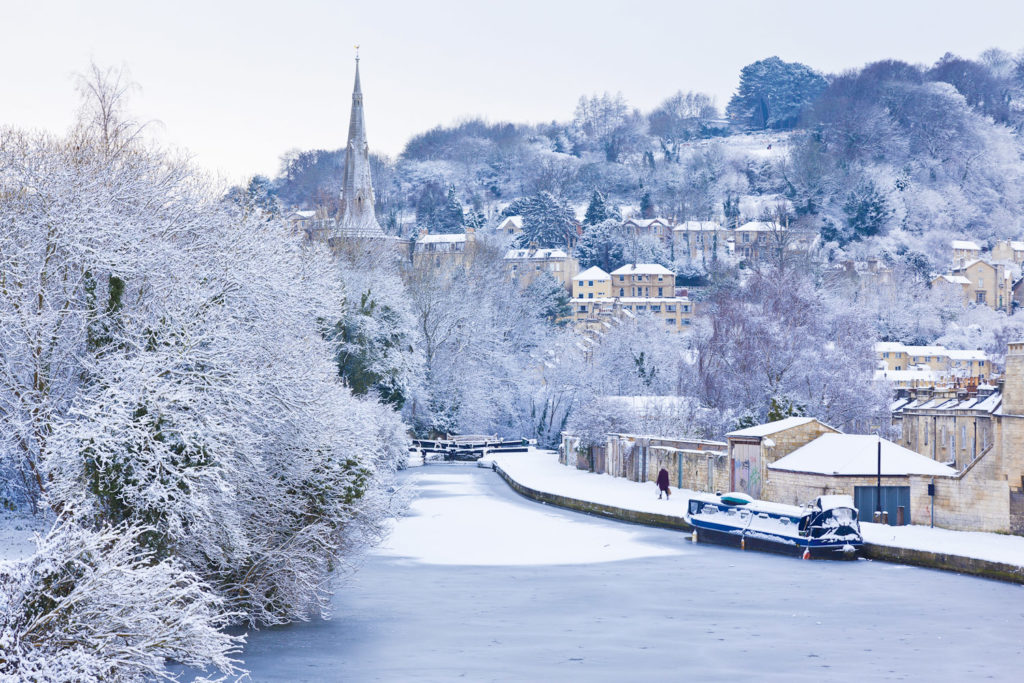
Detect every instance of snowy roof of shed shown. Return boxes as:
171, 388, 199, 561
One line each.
952, 240, 981, 250
610, 263, 675, 276
1011, 241, 1024, 251
726, 416, 818, 438
576, 266, 611, 281
768, 434, 957, 477
875, 342, 906, 352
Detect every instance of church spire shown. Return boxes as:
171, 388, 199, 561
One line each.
338, 49, 383, 238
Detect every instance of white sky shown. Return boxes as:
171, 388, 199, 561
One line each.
3, 0, 1024, 184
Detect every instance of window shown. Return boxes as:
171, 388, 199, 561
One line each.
666, 305, 676, 312
619, 275, 624, 281
578, 280, 584, 287
636, 305, 646, 312
578, 305, 587, 313
683, 305, 690, 312
623, 305, 632, 311
588, 293, 593, 299
978, 278, 984, 288
578, 293, 583, 299
658, 275, 664, 282
651, 305, 661, 312
658, 287, 664, 296
619, 288, 624, 296
588, 280, 594, 286
977, 291, 987, 304
666, 318, 676, 325
682, 319, 691, 325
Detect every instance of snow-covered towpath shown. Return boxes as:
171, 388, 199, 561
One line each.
221, 465, 1024, 681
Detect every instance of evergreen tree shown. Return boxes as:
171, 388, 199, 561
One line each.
435, 185, 466, 234
583, 188, 619, 226
726, 56, 827, 130
640, 191, 655, 219
575, 218, 628, 272
514, 192, 576, 249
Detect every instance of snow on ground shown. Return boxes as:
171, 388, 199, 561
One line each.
377, 469, 681, 566
861, 522, 1024, 567
0, 510, 45, 563
490, 449, 1024, 568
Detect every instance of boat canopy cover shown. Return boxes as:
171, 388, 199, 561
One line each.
815, 494, 855, 511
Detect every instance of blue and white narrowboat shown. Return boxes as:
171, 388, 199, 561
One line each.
685, 493, 863, 559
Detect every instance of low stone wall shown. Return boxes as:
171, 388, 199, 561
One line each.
908, 449, 1010, 533
493, 464, 692, 532
492, 463, 1024, 585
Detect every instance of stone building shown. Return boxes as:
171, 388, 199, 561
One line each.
764, 433, 956, 523
503, 247, 579, 291
572, 266, 612, 300
934, 259, 1013, 313
952, 239, 982, 266
412, 229, 478, 270
560, 432, 728, 493
725, 417, 839, 500
990, 239, 1024, 266
891, 341, 1024, 533
572, 263, 693, 334
672, 221, 729, 262
623, 218, 673, 245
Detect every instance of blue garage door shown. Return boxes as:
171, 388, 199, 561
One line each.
854, 486, 910, 526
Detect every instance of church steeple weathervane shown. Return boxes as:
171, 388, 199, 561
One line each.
337, 46, 383, 238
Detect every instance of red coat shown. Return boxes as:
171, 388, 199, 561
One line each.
656, 468, 670, 491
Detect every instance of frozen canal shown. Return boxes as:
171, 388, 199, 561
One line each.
235, 466, 1024, 681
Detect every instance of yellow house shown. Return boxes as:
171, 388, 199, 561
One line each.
990, 239, 1024, 265
952, 239, 982, 266
572, 266, 612, 300
875, 342, 991, 380
609, 263, 675, 298
573, 295, 694, 333
504, 247, 580, 291
952, 259, 1012, 313
573, 263, 693, 333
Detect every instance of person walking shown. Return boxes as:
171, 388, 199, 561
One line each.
656, 468, 671, 500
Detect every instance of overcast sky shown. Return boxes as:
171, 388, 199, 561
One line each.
4, 0, 1024, 184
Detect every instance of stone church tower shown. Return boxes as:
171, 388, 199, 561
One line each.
337, 53, 384, 238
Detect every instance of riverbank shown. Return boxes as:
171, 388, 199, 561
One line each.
486, 449, 1024, 584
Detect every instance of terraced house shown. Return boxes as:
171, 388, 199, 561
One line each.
571, 263, 694, 334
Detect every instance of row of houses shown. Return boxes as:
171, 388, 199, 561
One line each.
571, 263, 694, 333
874, 342, 992, 390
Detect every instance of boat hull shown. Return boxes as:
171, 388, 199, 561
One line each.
687, 498, 863, 560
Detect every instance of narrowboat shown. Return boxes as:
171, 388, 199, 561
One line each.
685, 493, 863, 559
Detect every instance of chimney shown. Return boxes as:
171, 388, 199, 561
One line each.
1002, 341, 1024, 414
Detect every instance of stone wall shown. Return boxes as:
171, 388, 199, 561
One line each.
908, 454, 1010, 532
764, 470, 911, 511
763, 420, 840, 466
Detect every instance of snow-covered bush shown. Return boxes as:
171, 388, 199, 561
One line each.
0, 519, 241, 682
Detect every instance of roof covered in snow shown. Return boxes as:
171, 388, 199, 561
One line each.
673, 221, 722, 232
736, 221, 785, 232
726, 416, 818, 438
610, 263, 675, 276
769, 434, 957, 477
419, 233, 468, 244
505, 249, 569, 260
934, 274, 972, 285
623, 218, 671, 227
952, 240, 981, 251
576, 266, 611, 281
497, 215, 523, 229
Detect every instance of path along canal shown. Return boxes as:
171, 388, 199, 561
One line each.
229, 465, 1024, 681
